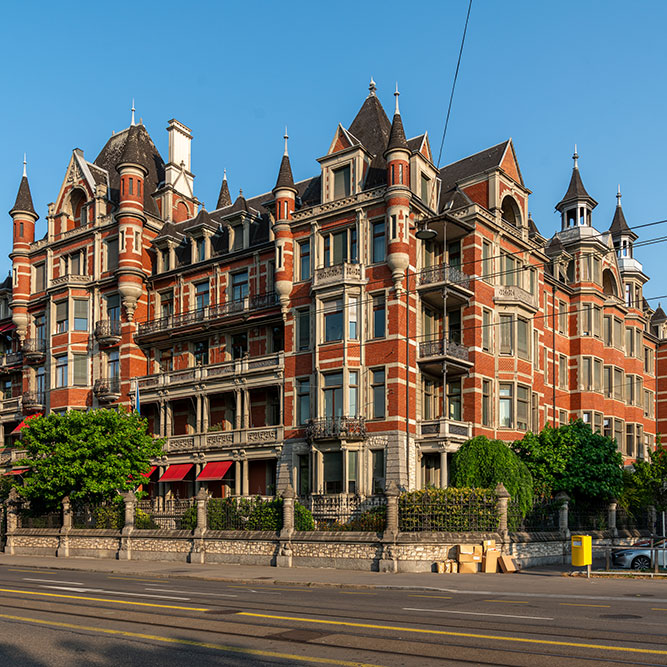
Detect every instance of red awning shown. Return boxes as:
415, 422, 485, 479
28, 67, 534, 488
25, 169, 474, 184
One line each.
196, 461, 233, 481
0, 323, 15, 334
158, 463, 193, 482
3, 468, 29, 476
141, 465, 157, 479
11, 413, 42, 435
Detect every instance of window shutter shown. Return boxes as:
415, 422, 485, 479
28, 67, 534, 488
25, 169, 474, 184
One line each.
73, 355, 88, 386
56, 301, 67, 322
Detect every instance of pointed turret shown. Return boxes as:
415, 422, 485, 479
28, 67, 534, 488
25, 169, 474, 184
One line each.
216, 169, 231, 209
556, 146, 597, 230
9, 157, 37, 218
609, 185, 637, 240
386, 84, 409, 152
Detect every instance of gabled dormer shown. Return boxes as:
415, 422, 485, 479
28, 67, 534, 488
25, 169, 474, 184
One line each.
408, 132, 439, 210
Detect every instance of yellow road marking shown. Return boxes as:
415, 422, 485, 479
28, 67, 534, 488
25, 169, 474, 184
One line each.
0, 612, 386, 667
407, 595, 453, 600
559, 603, 610, 608
0, 587, 208, 612
341, 592, 375, 595
237, 612, 667, 656
107, 577, 164, 583
484, 599, 529, 604
7, 569, 54, 574
652, 608, 667, 611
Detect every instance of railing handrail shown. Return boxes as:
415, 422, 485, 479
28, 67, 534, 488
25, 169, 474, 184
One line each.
94, 319, 122, 337
22, 389, 45, 404
22, 338, 46, 354
418, 337, 469, 362
93, 377, 121, 393
306, 416, 367, 440
418, 263, 470, 289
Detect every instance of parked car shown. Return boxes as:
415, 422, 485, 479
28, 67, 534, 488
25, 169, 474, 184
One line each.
612, 539, 666, 569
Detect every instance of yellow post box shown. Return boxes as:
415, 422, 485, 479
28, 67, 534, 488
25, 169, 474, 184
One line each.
571, 534, 592, 567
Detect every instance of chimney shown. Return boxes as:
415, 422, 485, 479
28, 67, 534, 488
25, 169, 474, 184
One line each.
165, 119, 194, 197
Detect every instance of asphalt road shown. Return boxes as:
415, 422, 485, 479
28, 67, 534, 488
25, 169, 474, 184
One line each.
0, 565, 667, 666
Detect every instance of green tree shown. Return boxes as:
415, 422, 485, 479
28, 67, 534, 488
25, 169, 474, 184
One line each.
451, 436, 533, 515
620, 439, 667, 513
15, 408, 164, 511
513, 420, 623, 502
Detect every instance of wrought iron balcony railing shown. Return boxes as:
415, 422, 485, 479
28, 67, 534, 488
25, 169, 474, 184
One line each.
306, 416, 367, 441
94, 320, 122, 345
22, 390, 45, 410
0, 352, 23, 367
418, 264, 470, 290
418, 338, 469, 362
22, 338, 46, 360
93, 377, 121, 400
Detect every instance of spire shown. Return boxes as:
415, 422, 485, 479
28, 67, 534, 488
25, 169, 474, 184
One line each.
22, 153, 27, 178
385, 85, 409, 153
609, 184, 637, 240
616, 184, 622, 207
131, 99, 136, 126
394, 82, 400, 115
9, 159, 37, 217
573, 143, 578, 169
283, 127, 289, 156
368, 76, 377, 97
117, 123, 143, 168
216, 169, 232, 209
274, 131, 296, 192
555, 146, 597, 211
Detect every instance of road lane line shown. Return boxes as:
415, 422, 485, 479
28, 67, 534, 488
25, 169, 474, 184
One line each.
0, 613, 386, 667
107, 577, 164, 583
8, 569, 55, 574
340, 592, 375, 595
23, 578, 84, 586
484, 599, 529, 604
0, 587, 208, 611
145, 588, 238, 598
238, 612, 667, 656
559, 603, 610, 608
407, 595, 453, 599
403, 607, 552, 620
37, 585, 190, 601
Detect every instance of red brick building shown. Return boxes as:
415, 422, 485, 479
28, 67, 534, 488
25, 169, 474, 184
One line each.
4, 82, 665, 496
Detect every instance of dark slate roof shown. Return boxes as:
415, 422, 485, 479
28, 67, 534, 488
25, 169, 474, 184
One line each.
348, 94, 391, 159
386, 113, 409, 152
0, 275, 12, 290
118, 124, 144, 167
556, 167, 597, 210
545, 235, 565, 256
216, 175, 231, 209
297, 176, 321, 207
94, 124, 165, 217
407, 134, 425, 153
528, 213, 541, 238
9, 176, 37, 217
230, 193, 249, 213
609, 203, 637, 239
180, 207, 216, 232
153, 221, 183, 243
439, 186, 474, 212
651, 304, 667, 323
438, 140, 509, 208
274, 154, 296, 191
88, 163, 108, 186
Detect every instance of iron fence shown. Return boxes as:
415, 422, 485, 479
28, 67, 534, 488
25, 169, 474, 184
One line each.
300, 495, 387, 532
18, 509, 61, 529
568, 503, 610, 531
508, 496, 561, 532
136, 498, 194, 529
399, 488, 498, 532
617, 506, 652, 531
72, 503, 124, 529
306, 417, 367, 441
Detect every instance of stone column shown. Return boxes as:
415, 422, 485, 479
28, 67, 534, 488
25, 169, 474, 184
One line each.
380, 480, 400, 573
202, 395, 210, 433
439, 450, 448, 489
277, 483, 296, 568
555, 491, 570, 539
234, 459, 241, 496
608, 499, 618, 538
57, 496, 72, 558
119, 491, 136, 561
242, 389, 250, 430
195, 394, 202, 433
191, 487, 208, 564
234, 390, 242, 430
242, 457, 249, 496
495, 482, 511, 542
4, 488, 21, 555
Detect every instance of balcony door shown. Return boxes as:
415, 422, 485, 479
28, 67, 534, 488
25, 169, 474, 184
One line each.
323, 372, 343, 418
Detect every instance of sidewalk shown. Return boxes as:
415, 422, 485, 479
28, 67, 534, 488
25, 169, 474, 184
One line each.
0, 552, 571, 591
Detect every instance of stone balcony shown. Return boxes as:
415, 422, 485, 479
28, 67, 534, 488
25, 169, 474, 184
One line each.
94, 320, 122, 346
50, 273, 90, 288
312, 262, 366, 290
418, 417, 472, 443
0, 352, 23, 369
417, 338, 470, 364
0, 396, 21, 417
163, 426, 284, 454
22, 390, 45, 413
418, 264, 472, 291
494, 284, 538, 311
22, 338, 46, 364
306, 416, 367, 441
93, 377, 121, 402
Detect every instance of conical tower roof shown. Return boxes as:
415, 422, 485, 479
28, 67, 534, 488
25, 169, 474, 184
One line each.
652, 304, 667, 324
274, 154, 296, 191
348, 86, 391, 158
216, 170, 231, 209
117, 124, 144, 168
556, 148, 597, 211
609, 187, 637, 240
386, 86, 409, 153
9, 175, 37, 218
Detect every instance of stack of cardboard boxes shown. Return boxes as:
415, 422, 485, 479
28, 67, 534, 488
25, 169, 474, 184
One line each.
435, 541, 516, 574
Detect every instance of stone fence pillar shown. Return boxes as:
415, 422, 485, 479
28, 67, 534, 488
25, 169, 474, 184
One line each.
119, 491, 136, 561
276, 483, 296, 568
57, 496, 72, 558
608, 499, 618, 538
191, 487, 208, 565
555, 491, 570, 539
380, 481, 400, 573
4, 488, 21, 554
495, 482, 510, 542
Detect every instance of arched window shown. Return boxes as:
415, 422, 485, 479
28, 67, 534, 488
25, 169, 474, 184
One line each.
69, 189, 87, 229
501, 196, 521, 227
602, 269, 618, 297
174, 200, 190, 223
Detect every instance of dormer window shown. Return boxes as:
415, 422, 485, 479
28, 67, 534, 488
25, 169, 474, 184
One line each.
161, 248, 170, 272
421, 174, 430, 203
196, 237, 206, 262
333, 165, 351, 199
231, 224, 244, 251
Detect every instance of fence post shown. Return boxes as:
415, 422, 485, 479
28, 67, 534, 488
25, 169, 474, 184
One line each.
380, 481, 400, 573
555, 491, 570, 539
495, 483, 510, 542
607, 499, 618, 538
276, 482, 296, 568
191, 487, 208, 565
119, 491, 136, 561
57, 496, 72, 558
4, 488, 20, 555
649, 505, 657, 537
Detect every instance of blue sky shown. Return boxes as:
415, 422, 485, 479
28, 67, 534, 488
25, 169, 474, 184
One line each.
1, 0, 666, 302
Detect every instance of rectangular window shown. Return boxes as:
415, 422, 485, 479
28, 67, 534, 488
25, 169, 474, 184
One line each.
420, 173, 430, 203
626, 424, 635, 458
55, 301, 68, 334
193, 340, 209, 366
73, 299, 88, 331
604, 365, 612, 397
390, 215, 397, 240
371, 368, 386, 419
73, 354, 88, 386
348, 450, 358, 494
636, 329, 643, 360
517, 318, 529, 359
482, 241, 492, 282
423, 378, 436, 420
297, 378, 310, 425
34, 263, 45, 292
55, 355, 68, 388
297, 309, 310, 351
593, 412, 603, 434
324, 299, 343, 342
231, 332, 247, 359
559, 410, 568, 427
594, 358, 602, 392
625, 327, 634, 356
333, 164, 351, 199
502, 254, 516, 286
298, 455, 310, 496
159, 291, 173, 320
532, 392, 539, 431
603, 417, 612, 440
529, 268, 536, 295
447, 379, 462, 421
581, 304, 592, 335
231, 271, 248, 301
232, 225, 243, 251
614, 419, 624, 453
613, 318, 623, 350
70, 252, 81, 276
107, 348, 120, 379
558, 301, 567, 334
614, 368, 624, 401
482, 310, 491, 351
323, 372, 343, 418
349, 371, 359, 417
448, 309, 461, 344
197, 238, 205, 262
373, 294, 386, 338
323, 451, 343, 494
533, 330, 539, 367
500, 314, 513, 355
559, 355, 567, 389
298, 240, 310, 281
372, 220, 386, 263
195, 282, 209, 311
161, 249, 170, 272
604, 316, 612, 346
349, 297, 358, 340
517, 385, 530, 431
499, 383, 513, 428
482, 379, 491, 426
581, 357, 592, 390
106, 238, 118, 271
372, 450, 385, 494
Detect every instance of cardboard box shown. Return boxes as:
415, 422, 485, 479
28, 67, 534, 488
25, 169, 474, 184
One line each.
482, 539, 496, 552
436, 561, 446, 574
499, 555, 517, 573
482, 549, 499, 573
458, 544, 475, 555
458, 553, 482, 563
473, 544, 484, 556
459, 561, 479, 574
449, 561, 458, 574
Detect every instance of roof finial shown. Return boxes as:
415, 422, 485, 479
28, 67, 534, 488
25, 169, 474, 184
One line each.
369, 76, 377, 96
22, 153, 27, 178
283, 126, 289, 157
394, 82, 400, 115
239, 188, 243, 197
223, 168, 227, 181
573, 143, 578, 169
617, 184, 622, 207
131, 99, 136, 126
